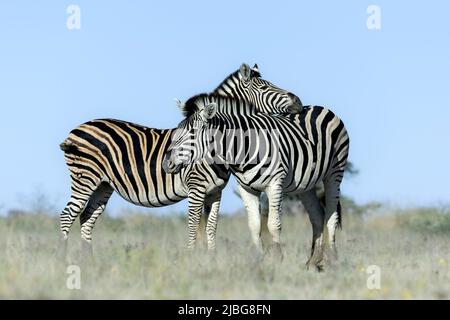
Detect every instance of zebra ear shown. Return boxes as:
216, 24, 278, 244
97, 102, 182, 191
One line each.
174, 98, 187, 115
251, 63, 261, 77
239, 63, 251, 81
200, 102, 217, 122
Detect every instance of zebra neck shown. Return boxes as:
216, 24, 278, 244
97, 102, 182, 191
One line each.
205, 121, 273, 171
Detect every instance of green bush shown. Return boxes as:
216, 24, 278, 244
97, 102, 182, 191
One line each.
396, 207, 450, 234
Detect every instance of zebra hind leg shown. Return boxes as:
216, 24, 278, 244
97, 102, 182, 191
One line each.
323, 173, 344, 263
300, 190, 325, 272
57, 191, 93, 260
58, 159, 104, 260
79, 182, 114, 259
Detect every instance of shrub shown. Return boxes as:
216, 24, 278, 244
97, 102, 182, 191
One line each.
395, 207, 450, 234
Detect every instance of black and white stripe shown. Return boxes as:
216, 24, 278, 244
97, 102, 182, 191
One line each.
59, 63, 302, 254
213, 63, 303, 115
59, 121, 228, 253
164, 95, 350, 270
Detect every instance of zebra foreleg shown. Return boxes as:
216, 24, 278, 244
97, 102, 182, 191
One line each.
205, 192, 222, 252
79, 183, 114, 258
238, 185, 263, 256
186, 189, 207, 250
195, 203, 210, 249
265, 181, 284, 261
300, 190, 325, 271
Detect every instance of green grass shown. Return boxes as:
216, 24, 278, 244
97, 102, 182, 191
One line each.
0, 209, 449, 299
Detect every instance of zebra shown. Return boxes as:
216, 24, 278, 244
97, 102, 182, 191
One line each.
212, 63, 302, 114
58, 63, 302, 256
163, 94, 350, 270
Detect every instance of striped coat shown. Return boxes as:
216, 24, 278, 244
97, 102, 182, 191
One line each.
164, 95, 349, 270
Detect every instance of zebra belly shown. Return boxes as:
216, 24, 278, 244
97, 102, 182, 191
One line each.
104, 168, 227, 207
283, 163, 320, 194
282, 171, 326, 195
102, 172, 188, 208
113, 188, 186, 208
234, 167, 326, 194
232, 155, 330, 194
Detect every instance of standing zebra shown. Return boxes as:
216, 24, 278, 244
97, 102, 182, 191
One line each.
58, 63, 302, 256
163, 95, 349, 270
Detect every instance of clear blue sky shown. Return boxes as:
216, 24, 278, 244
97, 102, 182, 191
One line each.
0, 1, 449, 215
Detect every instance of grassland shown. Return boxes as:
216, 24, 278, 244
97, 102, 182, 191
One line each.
0, 207, 449, 299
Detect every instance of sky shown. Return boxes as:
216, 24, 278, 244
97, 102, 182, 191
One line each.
0, 1, 449, 215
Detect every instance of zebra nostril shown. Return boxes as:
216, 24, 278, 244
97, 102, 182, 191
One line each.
288, 92, 302, 107
162, 158, 173, 172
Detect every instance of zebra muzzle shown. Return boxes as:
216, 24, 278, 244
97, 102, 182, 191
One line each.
162, 158, 182, 174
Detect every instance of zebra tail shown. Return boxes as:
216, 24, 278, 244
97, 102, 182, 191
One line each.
59, 140, 78, 153
336, 201, 342, 229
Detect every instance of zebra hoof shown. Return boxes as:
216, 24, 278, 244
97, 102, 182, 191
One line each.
80, 240, 94, 263
327, 248, 338, 262
206, 251, 218, 264
56, 235, 68, 261
306, 257, 325, 272
250, 251, 264, 265
268, 243, 284, 263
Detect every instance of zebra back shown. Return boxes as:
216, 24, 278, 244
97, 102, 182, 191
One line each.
61, 118, 229, 207
170, 96, 349, 195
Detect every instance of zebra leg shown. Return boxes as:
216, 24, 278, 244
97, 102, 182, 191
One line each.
265, 181, 284, 260
186, 188, 207, 250
205, 192, 222, 251
58, 191, 92, 259
79, 183, 114, 257
323, 173, 344, 262
195, 204, 209, 249
58, 162, 104, 259
238, 185, 263, 256
300, 190, 325, 271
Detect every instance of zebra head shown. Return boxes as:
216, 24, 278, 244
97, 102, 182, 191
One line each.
162, 102, 218, 174
214, 63, 303, 114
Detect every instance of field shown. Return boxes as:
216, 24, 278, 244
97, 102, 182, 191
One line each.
0, 208, 449, 299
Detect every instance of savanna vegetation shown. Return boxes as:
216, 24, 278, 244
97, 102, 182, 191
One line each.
0, 204, 449, 299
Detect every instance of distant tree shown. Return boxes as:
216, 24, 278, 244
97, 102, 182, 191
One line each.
21, 188, 56, 215
7, 209, 29, 217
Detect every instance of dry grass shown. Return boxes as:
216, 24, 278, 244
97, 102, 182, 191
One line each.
0, 209, 449, 299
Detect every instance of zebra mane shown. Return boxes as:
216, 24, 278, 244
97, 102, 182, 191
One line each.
212, 68, 261, 94
180, 66, 262, 118
180, 93, 211, 118
181, 93, 258, 118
